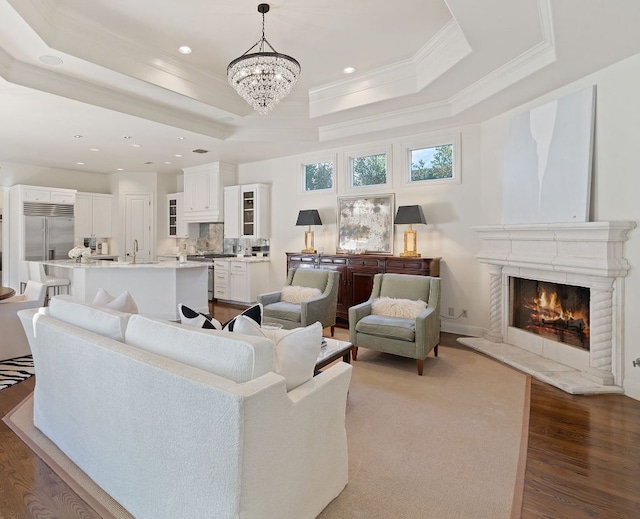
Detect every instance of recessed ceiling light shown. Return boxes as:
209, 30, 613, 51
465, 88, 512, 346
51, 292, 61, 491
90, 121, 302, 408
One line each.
174, 154, 183, 158
90, 148, 100, 152
343, 66, 356, 74
164, 161, 173, 165
177, 136, 186, 140
39, 55, 63, 66
74, 134, 83, 138
117, 168, 124, 171
131, 144, 141, 148
76, 162, 85, 165
178, 46, 192, 55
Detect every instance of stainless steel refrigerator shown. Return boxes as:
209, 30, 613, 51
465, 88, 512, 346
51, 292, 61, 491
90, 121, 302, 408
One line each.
24, 202, 75, 261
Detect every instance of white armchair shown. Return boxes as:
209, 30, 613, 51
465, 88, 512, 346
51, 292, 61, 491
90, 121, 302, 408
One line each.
0, 280, 46, 360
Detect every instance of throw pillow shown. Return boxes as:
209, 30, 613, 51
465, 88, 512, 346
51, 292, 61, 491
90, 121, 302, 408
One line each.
222, 303, 262, 332
280, 285, 323, 304
233, 315, 322, 391
178, 303, 222, 329
371, 297, 427, 319
92, 287, 114, 306
92, 288, 139, 314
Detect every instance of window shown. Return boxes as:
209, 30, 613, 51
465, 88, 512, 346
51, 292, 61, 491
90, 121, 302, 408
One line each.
349, 152, 388, 188
410, 144, 452, 181
301, 159, 334, 192
403, 133, 460, 185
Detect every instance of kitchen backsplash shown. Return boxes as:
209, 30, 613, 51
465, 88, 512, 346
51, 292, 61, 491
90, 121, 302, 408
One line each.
176, 223, 269, 255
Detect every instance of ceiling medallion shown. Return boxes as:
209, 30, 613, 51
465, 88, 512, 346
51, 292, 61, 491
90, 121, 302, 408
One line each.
227, 3, 300, 115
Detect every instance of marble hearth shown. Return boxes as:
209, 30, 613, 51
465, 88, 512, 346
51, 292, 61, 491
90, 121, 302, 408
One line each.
458, 222, 636, 394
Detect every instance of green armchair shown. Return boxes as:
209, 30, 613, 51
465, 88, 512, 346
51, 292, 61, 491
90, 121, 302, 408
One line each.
349, 273, 441, 375
257, 268, 340, 335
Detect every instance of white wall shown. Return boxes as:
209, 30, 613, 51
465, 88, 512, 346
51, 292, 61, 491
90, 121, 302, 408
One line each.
238, 51, 640, 399
237, 126, 486, 338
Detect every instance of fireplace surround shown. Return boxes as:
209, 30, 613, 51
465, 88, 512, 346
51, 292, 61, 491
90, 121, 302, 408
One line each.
458, 221, 635, 394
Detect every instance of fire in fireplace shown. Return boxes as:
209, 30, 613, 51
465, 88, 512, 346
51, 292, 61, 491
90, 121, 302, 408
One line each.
510, 278, 590, 350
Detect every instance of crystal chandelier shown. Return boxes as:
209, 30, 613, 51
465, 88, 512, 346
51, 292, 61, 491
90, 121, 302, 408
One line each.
227, 3, 301, 115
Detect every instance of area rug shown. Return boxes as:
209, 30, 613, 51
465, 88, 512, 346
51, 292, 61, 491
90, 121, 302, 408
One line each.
3, 344, 529, 519
0, 355, 35, 391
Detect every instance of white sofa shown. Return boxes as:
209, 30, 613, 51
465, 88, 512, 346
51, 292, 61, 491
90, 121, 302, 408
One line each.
19, 296, 352, 519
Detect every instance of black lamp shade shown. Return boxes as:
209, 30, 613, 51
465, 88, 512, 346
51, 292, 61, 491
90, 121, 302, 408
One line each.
296, 209, 322, 226
394, 205, 426, 225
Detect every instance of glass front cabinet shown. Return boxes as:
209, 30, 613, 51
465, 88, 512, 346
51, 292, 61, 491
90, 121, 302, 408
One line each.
224, 183, 270, 239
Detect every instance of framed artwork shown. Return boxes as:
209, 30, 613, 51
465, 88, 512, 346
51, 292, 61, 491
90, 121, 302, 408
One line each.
337, 193, 395, 254
502, 85, 596, 224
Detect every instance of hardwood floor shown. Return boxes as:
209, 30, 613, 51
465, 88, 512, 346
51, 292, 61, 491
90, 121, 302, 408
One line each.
1, 303, 639, 518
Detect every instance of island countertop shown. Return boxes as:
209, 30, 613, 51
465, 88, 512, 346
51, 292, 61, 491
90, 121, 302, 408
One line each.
40, 260, 208, 319
41, 259, 207, 269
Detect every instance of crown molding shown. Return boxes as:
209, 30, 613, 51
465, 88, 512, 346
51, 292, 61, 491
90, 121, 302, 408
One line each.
319, 101, 452, 142
7, 0, 250, 116
6, 60, 232, 140
319, 0, 556, 141
0, 45, 11, 76
413, 19, 472, 90
309, 19, 471, 118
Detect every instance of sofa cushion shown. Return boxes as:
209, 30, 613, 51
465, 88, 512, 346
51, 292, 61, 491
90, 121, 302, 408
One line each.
92, 288, 139, 314
379, 274, 432, 302
233, 316, 322, 391
48, 295, 131, 342
355, 314, 416, 342
261, 301, 302, 323
291, 269, 329, 292
125, 314, 274, 383
371, 297, 427, 319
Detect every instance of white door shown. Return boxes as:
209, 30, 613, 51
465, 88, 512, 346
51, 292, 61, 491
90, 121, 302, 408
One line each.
125, 193, 152, 262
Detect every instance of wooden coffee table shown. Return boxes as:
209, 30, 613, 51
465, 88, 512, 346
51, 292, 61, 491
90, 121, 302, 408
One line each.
316, 338, 354, 372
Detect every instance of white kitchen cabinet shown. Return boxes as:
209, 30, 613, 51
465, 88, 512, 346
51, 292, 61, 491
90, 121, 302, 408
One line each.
22, 186, 76, 204
75, 192, 113, 239
182, 162, 237, 223
224, 183, 270, 239
167, 192, 195, 238
213, 259, 230, 300
227, 260, 270, 304
223, 185, 241, 238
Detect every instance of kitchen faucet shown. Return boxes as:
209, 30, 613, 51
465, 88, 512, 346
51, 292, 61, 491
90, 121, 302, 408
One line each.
133, 239, 138, 264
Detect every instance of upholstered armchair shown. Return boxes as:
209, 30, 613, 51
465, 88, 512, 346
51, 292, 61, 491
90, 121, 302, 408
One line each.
258, 268, 340, 335
0, 280, 46, 360
349, 273, 441, 375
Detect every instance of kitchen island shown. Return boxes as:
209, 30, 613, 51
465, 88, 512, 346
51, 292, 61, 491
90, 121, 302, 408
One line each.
41, 260, 208, 320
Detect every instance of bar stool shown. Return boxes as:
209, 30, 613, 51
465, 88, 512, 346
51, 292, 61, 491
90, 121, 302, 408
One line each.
19, 261, 30, 294
27, 261, 70, 305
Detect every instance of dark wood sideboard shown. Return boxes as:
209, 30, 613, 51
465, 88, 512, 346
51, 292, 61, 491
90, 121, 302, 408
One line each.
286, 253, 441, 322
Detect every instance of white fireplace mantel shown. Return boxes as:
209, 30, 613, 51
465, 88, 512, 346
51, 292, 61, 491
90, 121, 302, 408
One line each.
458, 221, 636, 395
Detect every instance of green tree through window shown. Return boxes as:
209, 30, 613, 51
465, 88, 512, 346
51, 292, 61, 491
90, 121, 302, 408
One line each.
352, 153, 387, 187
304, 161, 333, 191
411, 144, 453, 181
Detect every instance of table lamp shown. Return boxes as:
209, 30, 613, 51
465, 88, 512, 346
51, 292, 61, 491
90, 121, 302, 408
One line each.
395, 205, 427, 257
296, 209, 322, 253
